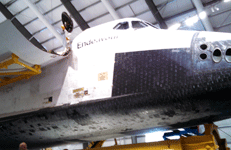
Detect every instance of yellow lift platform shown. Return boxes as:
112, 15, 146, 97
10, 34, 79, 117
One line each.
0, 53, 41, 87
79, 124, 229, 150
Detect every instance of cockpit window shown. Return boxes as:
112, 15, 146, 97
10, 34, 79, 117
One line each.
113, 22, 129, 30
145, 22, 158, 29
132, 21, 147, 29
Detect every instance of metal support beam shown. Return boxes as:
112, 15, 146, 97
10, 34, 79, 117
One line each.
131, 136, 137, 144
0, 53, 41, 87
61, 0, 90, 31
83, 142, 89, 149
22, 0, 64, 45
192, 0, 214, 31
81, 124, 229, 150
101, 0, 120, 20
145, 0, 168, 29
0, 2, 46, 51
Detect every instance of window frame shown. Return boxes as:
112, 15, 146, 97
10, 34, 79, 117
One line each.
131, 21, 148, 29
113, 22, 129, 30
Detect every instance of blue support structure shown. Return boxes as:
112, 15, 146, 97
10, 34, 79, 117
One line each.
163, 127, 204, 140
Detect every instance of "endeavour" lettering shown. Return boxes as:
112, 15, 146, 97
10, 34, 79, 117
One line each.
77, 36, 118, 49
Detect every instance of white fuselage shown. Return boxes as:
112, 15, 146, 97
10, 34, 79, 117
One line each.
0, 18, 230, 118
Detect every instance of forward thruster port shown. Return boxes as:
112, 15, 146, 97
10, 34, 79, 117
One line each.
200, 44, 208, 50
225, 48, 231, 62
212, 49, 222, 63
200, 53, 207, 60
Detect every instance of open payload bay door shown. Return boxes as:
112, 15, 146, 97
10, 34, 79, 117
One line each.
0, 20, 65, 87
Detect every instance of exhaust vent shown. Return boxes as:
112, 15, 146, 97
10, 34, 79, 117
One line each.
200, 53, 207, 60
225, 48, 231, 62
212, 49, 222, 63
200, 44, 208, 50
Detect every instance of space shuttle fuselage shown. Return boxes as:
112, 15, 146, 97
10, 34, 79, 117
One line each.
0, 18, 231, 149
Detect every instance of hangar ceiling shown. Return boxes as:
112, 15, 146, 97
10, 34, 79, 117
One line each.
0, 0, 231, 149
0, 0, 231, 54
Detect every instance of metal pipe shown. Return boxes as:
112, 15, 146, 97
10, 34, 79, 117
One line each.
191, 0, 214, 31
145, 0, 168, 29
101, 0, 120, 20
22, 0, 64, 45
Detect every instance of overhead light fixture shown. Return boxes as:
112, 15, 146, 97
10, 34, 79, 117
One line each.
211, 7, 215, 12
211, 5, 220, 12
168, 23, 181, 30
185, 15, 199, 26
199, 11, 207, 20
224, 0, 231, 2
214, 6, 220, 11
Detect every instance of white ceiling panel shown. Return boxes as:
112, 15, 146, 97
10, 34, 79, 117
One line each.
217, 25, 231, 33
154, 0, 169, 6
160, 0, 194, 18
15, 6, 37, 25
116, 5, 135, 18
25, 18, 46, 33
35, 0, 62, 14
88, 13, 113, 27
0, 0, 13, 5
215, 118, 231, 127
7, 0, 28, 15
210, 10, 231, 28
166, 10, 196, 25
80, 2, 108, 22
0, 12, 6, 24
42, 5, 68, 25
71, 0, 100, 11
129, 0, 149, 15
208, 1, 231, 17
217, 128, 231, 143
110, 0, 135, 8
137, 11, 156, 23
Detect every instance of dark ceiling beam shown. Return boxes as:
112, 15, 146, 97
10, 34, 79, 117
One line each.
145, 0, 168, 29
203, 0, 222, 7
0, 2, 46, 51
60, 0, 90, 31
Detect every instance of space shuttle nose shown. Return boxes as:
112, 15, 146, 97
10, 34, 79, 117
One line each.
192, 31, 231, 63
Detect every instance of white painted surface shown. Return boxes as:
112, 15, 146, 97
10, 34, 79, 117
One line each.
0, 18, 221, 120
0, 20, 64, 66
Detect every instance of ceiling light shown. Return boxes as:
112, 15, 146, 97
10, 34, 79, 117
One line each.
199, 11, 207, 20
211, 7, 215, 12
168, 23, 181, 30
224, 0, 231, 2
214, 6, 220, 11
185, 15, 199, 26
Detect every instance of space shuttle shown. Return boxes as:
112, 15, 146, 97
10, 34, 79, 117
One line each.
0, 12, 231, 149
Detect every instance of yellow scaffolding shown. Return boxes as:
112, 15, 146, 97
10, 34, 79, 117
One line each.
0, 53, 41, 87
82, 124, 229, 150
